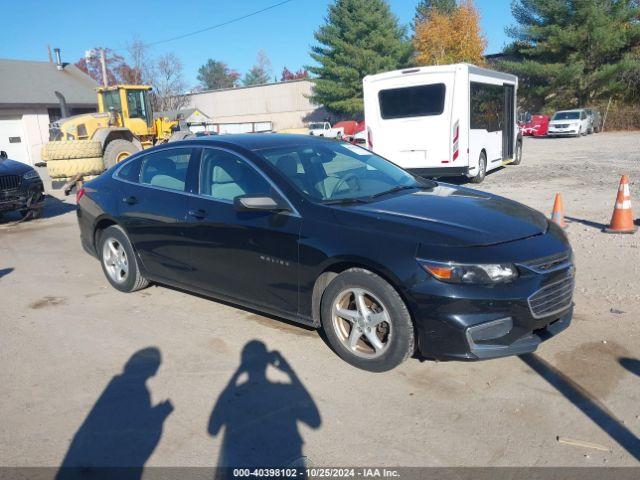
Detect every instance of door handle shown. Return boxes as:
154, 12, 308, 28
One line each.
122, 196, 137, 205
188, 209, 206, 219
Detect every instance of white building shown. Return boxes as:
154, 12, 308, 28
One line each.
184, 79, 328, 132
0, 58, 97, 165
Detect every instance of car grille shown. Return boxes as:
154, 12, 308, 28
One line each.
554, 124, 569, 128
0, 175, 21, 191
528, 272, 575, 319
520, 251, 572, 274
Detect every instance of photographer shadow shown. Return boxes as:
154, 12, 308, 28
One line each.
209, 340, 321, 473
56, 347, 173, 480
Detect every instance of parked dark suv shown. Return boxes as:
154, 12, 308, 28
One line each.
76, 135, 574, 371
0, 151, 44, 219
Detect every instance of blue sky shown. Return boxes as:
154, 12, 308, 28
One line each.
1, 0, 514, 88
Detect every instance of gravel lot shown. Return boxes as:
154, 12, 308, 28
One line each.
1, 132, 639, 470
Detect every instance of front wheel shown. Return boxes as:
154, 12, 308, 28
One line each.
103, 139, 140, 169
98, 225, 149, 292
320, 268, 414, 372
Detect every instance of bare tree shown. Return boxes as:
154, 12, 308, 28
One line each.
124, 38, 153, 85
149, 53, 190, 111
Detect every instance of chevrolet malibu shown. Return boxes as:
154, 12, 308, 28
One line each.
76, 135, 574, 371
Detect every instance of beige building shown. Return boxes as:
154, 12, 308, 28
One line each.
0, 58, 97, 165
184, 79, 327, 132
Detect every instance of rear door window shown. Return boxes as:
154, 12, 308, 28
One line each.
139, 148, 192, 191
378, 84, 446, 119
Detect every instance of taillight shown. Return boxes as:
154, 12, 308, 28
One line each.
452, 120, 460, 161
367, 127, 373, 149
76, 187, 86, 203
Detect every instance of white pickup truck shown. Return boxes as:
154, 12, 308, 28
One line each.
308, 122, 344, 139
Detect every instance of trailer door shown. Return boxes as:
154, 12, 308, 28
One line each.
502, 84, 515, 160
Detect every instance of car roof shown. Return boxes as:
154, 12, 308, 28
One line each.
179, 133, 337, 151
555, 109, 584, 113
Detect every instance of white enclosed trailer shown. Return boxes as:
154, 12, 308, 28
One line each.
363, 63, 522, 183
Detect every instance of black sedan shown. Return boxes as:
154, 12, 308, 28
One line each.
0, 151, 44, 219
76, 135, 574, 371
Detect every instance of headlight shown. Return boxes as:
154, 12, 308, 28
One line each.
418, 259, 518, 284
23, 169, 40, 180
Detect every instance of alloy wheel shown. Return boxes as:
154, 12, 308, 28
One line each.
331, 288, 392, 358
102, 237, 129, 284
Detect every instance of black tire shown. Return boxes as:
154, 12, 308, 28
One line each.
98, 225, 149, 293
512, 141, 523, 165
320, 268, 414, 372
470, 151, 487, 183
103, 140, 140, 170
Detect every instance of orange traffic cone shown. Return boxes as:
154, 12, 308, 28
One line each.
551, 193, 567, 229
604, 175, 637, 234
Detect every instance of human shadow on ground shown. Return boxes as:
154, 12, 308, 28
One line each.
208, 340, 321, 475
619, 357, 640, 378
56, 347, 173, 480
520, 353, 640, 462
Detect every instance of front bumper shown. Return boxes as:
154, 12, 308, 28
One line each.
548, 127, 580, 136
0, 179, 44, 213
408, 251, 574, 361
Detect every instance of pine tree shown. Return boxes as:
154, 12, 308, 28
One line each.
413, 0, 486, 66
414, 0, 457, 27
197, 59, 240, 90
501, 0, 640, 110
308, 0, 411, 116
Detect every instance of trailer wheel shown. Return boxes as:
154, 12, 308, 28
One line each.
470, 151, 487, 184
103, 140, 140, 169
512, 141, 523, 165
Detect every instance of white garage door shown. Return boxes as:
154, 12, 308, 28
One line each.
0, 117, 29, 164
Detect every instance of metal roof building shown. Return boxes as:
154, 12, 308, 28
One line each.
184, 79, 328, 133
0, 57, 97, 165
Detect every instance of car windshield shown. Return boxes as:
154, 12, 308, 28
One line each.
553, 111, 580, 120
308, 123, 325, 129
256, 142, 426, 202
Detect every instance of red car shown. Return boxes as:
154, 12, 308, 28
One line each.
521, 114, 550, 137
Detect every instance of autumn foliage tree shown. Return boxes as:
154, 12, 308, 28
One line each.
280, 67, 309, 81
413, 0, 486, 66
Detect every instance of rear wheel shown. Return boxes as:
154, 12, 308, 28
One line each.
320, 268, 414, 372
470, 151, 487, 183
103, 140, 139, 170
98, 225, 149, 292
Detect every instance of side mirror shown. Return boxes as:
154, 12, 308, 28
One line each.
234, 194, 290, 213
0, 151, 7, 158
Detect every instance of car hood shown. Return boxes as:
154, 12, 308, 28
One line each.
0, 157, 31, 175
331, 183, 548, 247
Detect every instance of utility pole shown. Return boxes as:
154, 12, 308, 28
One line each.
99, 48, 108, 87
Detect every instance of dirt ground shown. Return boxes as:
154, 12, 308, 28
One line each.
0, 132, 639, 470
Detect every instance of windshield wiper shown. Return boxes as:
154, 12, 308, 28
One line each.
322, 197, 370, 205
369, 185, 420, 199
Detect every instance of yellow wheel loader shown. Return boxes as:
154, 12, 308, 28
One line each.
41, 85, 189, 190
